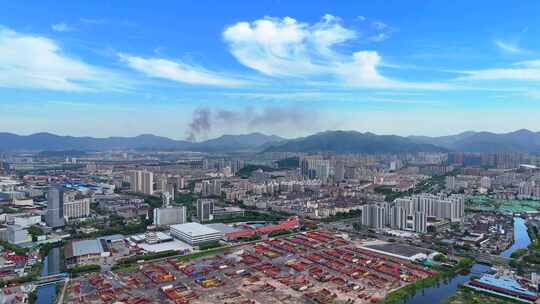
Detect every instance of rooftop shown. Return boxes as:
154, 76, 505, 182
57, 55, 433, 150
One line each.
70, 239, 104, 257
206, 223, 241, 234
476, 274, 536, 297
170, 222, 221, 236
138, 240, 192, 253
362, 242, 432, 258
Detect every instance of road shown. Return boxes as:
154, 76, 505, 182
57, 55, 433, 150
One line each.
56, 277, 69, 304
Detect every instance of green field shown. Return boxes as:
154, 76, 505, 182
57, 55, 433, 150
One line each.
468, 196, 540, 213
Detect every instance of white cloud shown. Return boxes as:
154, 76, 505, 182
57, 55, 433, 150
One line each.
368, 33, 389, 42
223, 15, 441, 89
79, 18, 108, 25
51, 23, 74, 32
372, 21, 388, 30
0, 27, 126, 91
516, 60, 540, 67
494, 39, 529, 54
119, 54, 246, 87
459, 60, 540, 81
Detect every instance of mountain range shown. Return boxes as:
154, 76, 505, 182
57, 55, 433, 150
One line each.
408, 129, 540, 153
0, 129, 539, 154
263, 131, 446, 153
0, 132, 283, 153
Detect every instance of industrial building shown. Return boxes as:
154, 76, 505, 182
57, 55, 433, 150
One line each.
169, 222, 223, 245
64, 239, 111, 267
465, 274, 538, 303
361, 242, 435, 262
64, 235, 123, 267
1, 224, 30, 245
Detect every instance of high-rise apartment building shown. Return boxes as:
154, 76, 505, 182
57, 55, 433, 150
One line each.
197, 199, 214, 223
129, 170, 154, 195
153, 206, 187, 227
64, 198, 91, 220
360, 204, 386, 230
46, 186, 65, 228
361, 193, 464, 233
413, 211, 427, 233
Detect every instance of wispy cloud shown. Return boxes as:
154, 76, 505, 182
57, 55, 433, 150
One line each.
223, 15, 442, 89
458, 60, 540, 81
51, 23, 74, 32
79, 18, 109, 25
119, 54, 247, 87
0, 26, 129, 91
494, 39, 526, 54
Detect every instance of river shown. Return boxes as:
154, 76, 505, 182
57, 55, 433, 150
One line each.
500, 217, 531, 257
401, 216, 530, 304
35, 247, 61, 304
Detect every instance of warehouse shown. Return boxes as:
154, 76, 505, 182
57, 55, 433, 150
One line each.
170, 222, 223, 245
361, 242, 434, 261
64, 239, 111, 267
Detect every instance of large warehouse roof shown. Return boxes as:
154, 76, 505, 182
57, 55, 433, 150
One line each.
170, 222, 221, 236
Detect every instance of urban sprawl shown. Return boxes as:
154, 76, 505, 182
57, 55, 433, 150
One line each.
1, 151, 540, 303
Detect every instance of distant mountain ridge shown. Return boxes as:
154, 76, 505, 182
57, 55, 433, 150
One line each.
1, 129, 539, 153
263, 130, 447, 153
0, 132, 283, 152
409, 129, 540, 153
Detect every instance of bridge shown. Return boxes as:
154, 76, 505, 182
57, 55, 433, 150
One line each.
34, 273, 68, 287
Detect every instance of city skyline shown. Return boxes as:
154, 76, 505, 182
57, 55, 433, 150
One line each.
1, 1, 540, 139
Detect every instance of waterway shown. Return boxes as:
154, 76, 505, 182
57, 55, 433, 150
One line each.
402, 216, 530, 303
500, 217, 531, 257
35, 247, 61, 304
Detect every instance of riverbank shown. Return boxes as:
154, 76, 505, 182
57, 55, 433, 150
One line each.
380, 257, 475, 304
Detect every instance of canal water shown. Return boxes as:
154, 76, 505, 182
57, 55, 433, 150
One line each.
500, 217, 531, 257
402, 216, 530, 304
35, 247, 61, 304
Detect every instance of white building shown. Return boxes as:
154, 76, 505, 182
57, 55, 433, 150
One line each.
197, 199, 214, 223
360, 203, 386, 230
5, 214, 41, 228
64, 198, 91, 220
413, 212, 427, 233
7, 225, 30, 244
170, 222, 222, 245
153, 206, 187, 227
129, 170, 154, 195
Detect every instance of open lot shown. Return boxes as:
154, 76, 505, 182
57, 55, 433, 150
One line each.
64, 231, 437, 304
468, 196, 540, 213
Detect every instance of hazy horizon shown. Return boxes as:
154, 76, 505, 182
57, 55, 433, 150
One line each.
1, 1, 540, 139
1, 128, 539, 142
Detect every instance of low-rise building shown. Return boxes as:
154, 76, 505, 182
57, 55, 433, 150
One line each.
170, 222, 222, 246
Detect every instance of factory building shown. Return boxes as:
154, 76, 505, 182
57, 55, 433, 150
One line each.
170, 222, 223, 245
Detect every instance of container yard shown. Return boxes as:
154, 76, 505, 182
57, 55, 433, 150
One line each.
64, 230, 437, 304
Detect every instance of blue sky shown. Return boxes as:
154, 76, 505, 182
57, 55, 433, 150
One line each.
1, 1, 540, 140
